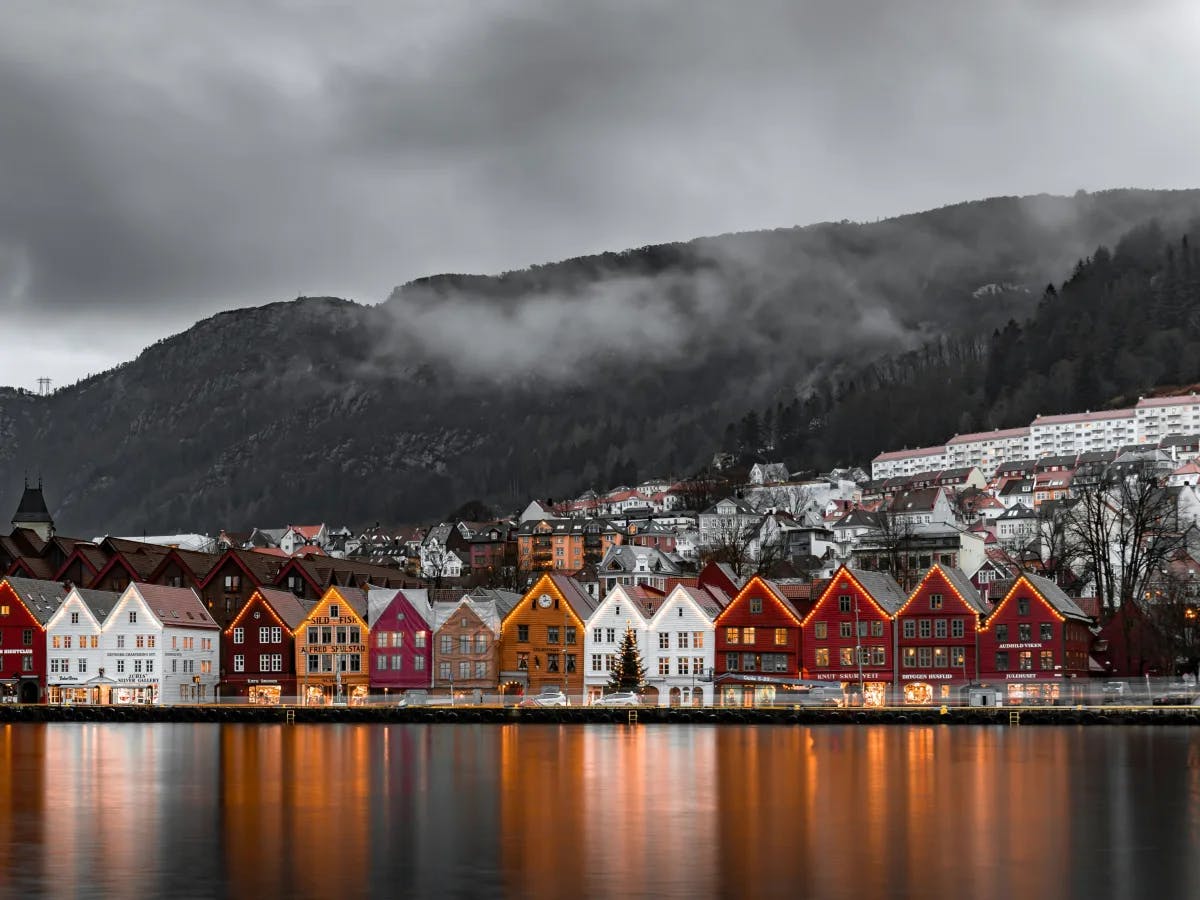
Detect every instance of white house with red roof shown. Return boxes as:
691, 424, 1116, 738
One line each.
1167, 461, 1200, 488
583, 583, 662, 704
871, 445, 948, 481
98, 583, 220, 704
280, 524, 329, 556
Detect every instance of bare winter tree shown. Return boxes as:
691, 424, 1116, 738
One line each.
1032, 500, 1086, 586
699, 516, 762, 580
748, 484, 818, 520
870, 505, 920, 590
1141, 566, 1200, 675
1067, 462, 1185, 615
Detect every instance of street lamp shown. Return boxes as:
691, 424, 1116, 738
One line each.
853, 597, 865, 703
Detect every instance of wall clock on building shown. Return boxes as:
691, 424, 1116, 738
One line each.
538, 594, 553, 608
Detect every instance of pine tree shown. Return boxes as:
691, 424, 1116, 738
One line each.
607, 624, 647, 693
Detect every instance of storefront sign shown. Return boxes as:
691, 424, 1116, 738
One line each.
0, 649, 29, 655
812, 672, 892, 682
1004, 673, 1039, 680
901, 673, 956, 680
301, 645, 365, 654
311, 615, 358, 625
998, 642, 1044, 650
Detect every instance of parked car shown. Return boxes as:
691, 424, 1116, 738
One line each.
519, 689, 569, 708
1101, 682, 1127, 704
592, 692, 641, 707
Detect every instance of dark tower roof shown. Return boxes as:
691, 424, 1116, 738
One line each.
12, 480, 52, 525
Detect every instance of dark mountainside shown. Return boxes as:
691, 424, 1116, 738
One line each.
4, 189, 1200, 535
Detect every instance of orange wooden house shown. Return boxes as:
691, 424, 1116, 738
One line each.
497, 573, 596, 698
293, 585, 370, 705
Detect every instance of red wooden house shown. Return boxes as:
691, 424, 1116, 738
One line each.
366, 588, 435, 696
0, 577, 70, 703
50, 543, 110, 588
197, 549, 286, 630
800, 566, 907, 706
148, 548, 220, 590
88, 539, 170, 594
977, 573, 1093, 704
222, 587, 313, 704
895, 564, 987, 705
713, 576, 806, 707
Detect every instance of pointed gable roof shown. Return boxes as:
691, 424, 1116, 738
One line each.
715, 575, 804, 625
804, 566, 907, 623
197, 548, 284, 589
244, 587, 313, 631
898, 564, 987, 616
129, 583, 219, 629
988, 573, 1091, 625
1, 576, 70, 624
12, 482, 51, 525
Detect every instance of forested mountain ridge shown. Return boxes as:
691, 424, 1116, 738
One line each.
737, 218, 1200, 472
5, 189, 1200, 535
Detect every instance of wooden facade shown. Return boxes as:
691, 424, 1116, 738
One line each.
367, 589, 433, 695
222, 588, 312, 704
497, 574, 595, 697
978, 574, 1093, 705
0, 578, 65, 703
800, 566, 906, 707
894, 564, 986, 705
294, 586, 370, 705
713, 576, 805, 707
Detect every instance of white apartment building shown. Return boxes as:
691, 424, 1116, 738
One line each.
870, 446, 948, 481
945, 427, 1031, 474
1135, 394, 1200, 445
44, 587, 120, 704
1029, 409, 1136, 458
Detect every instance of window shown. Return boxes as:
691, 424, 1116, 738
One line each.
749, 597, 763, 614
414, 631, 426, 649
951, 647, 966, 668
725, 652, 739, 671
929, 593, 943, 610
0, 605, 7, 615
70, 612, 79, 625
547, 626, 559, 645
918, 647, 932, 667
742, 627, 755, 645
21, 654, 32, 672
606, 627, 616, 643
741, 653, 756, 672
517, 652, 529, 670
378, 655, 389, 671
658, 632, 669, 649
871, 648, 886, 666
258, 626, 269, 644
64, 636, 72, 649
117, 660, 125, 674
951, 619, 965, 639
348, 655, 362, 673
129, 611, 137, 624
604, 655, 615, 671
933, 647, 948, 668
840, 648, 854, 667
1018, 598, 1030, 616
565, 627, 576, 646
902, 620, 916, 639
116, 635, 125, 649
458, 661, 471, 679
593, 627, 603, 643
234, 655, 245, 672
336, 626, 347, 645
870, 621, 883, 638
329, 604, 340, 619
233, 627, 244, 644
459, 635, 472, 655
23, 629, 32, 646
224, 574, 241, 592
677, 632, 690, 649
814, 622, 828, 640
839, 622, 852, 638
919, 620, 931, 638
726, 627, 739, 644
392, 654, 402, 670
147, 660, 155, 674
838, 595, 852, 613
903, 647, 917, 668
1018, 651, 1033, 670
996, 624, 1008, 642
439, 662, 451, 680
593, 654, 604, 672
1018, 624, 1031, 642
774, 628, 788, 646
546, 653, 559, 673
934, 620, 947, 639
1040, 651, 1054, 670
1040, 623, 1053, 641
441, 635, 453, 654
677, 657, 690, 675
392, 632, 403, 648
815, 648, 830, 667
692, 632, 704, 649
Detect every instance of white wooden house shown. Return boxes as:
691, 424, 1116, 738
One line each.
44, 587, 121, 704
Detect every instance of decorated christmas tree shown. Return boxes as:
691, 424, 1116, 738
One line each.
607, 624, 647, 693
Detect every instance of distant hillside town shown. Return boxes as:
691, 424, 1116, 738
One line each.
3, 411, 1200, 710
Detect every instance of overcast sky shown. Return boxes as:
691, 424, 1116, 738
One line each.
2, 0, 1199, 389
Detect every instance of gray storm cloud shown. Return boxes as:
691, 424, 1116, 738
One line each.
1, 0, 1199, 389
